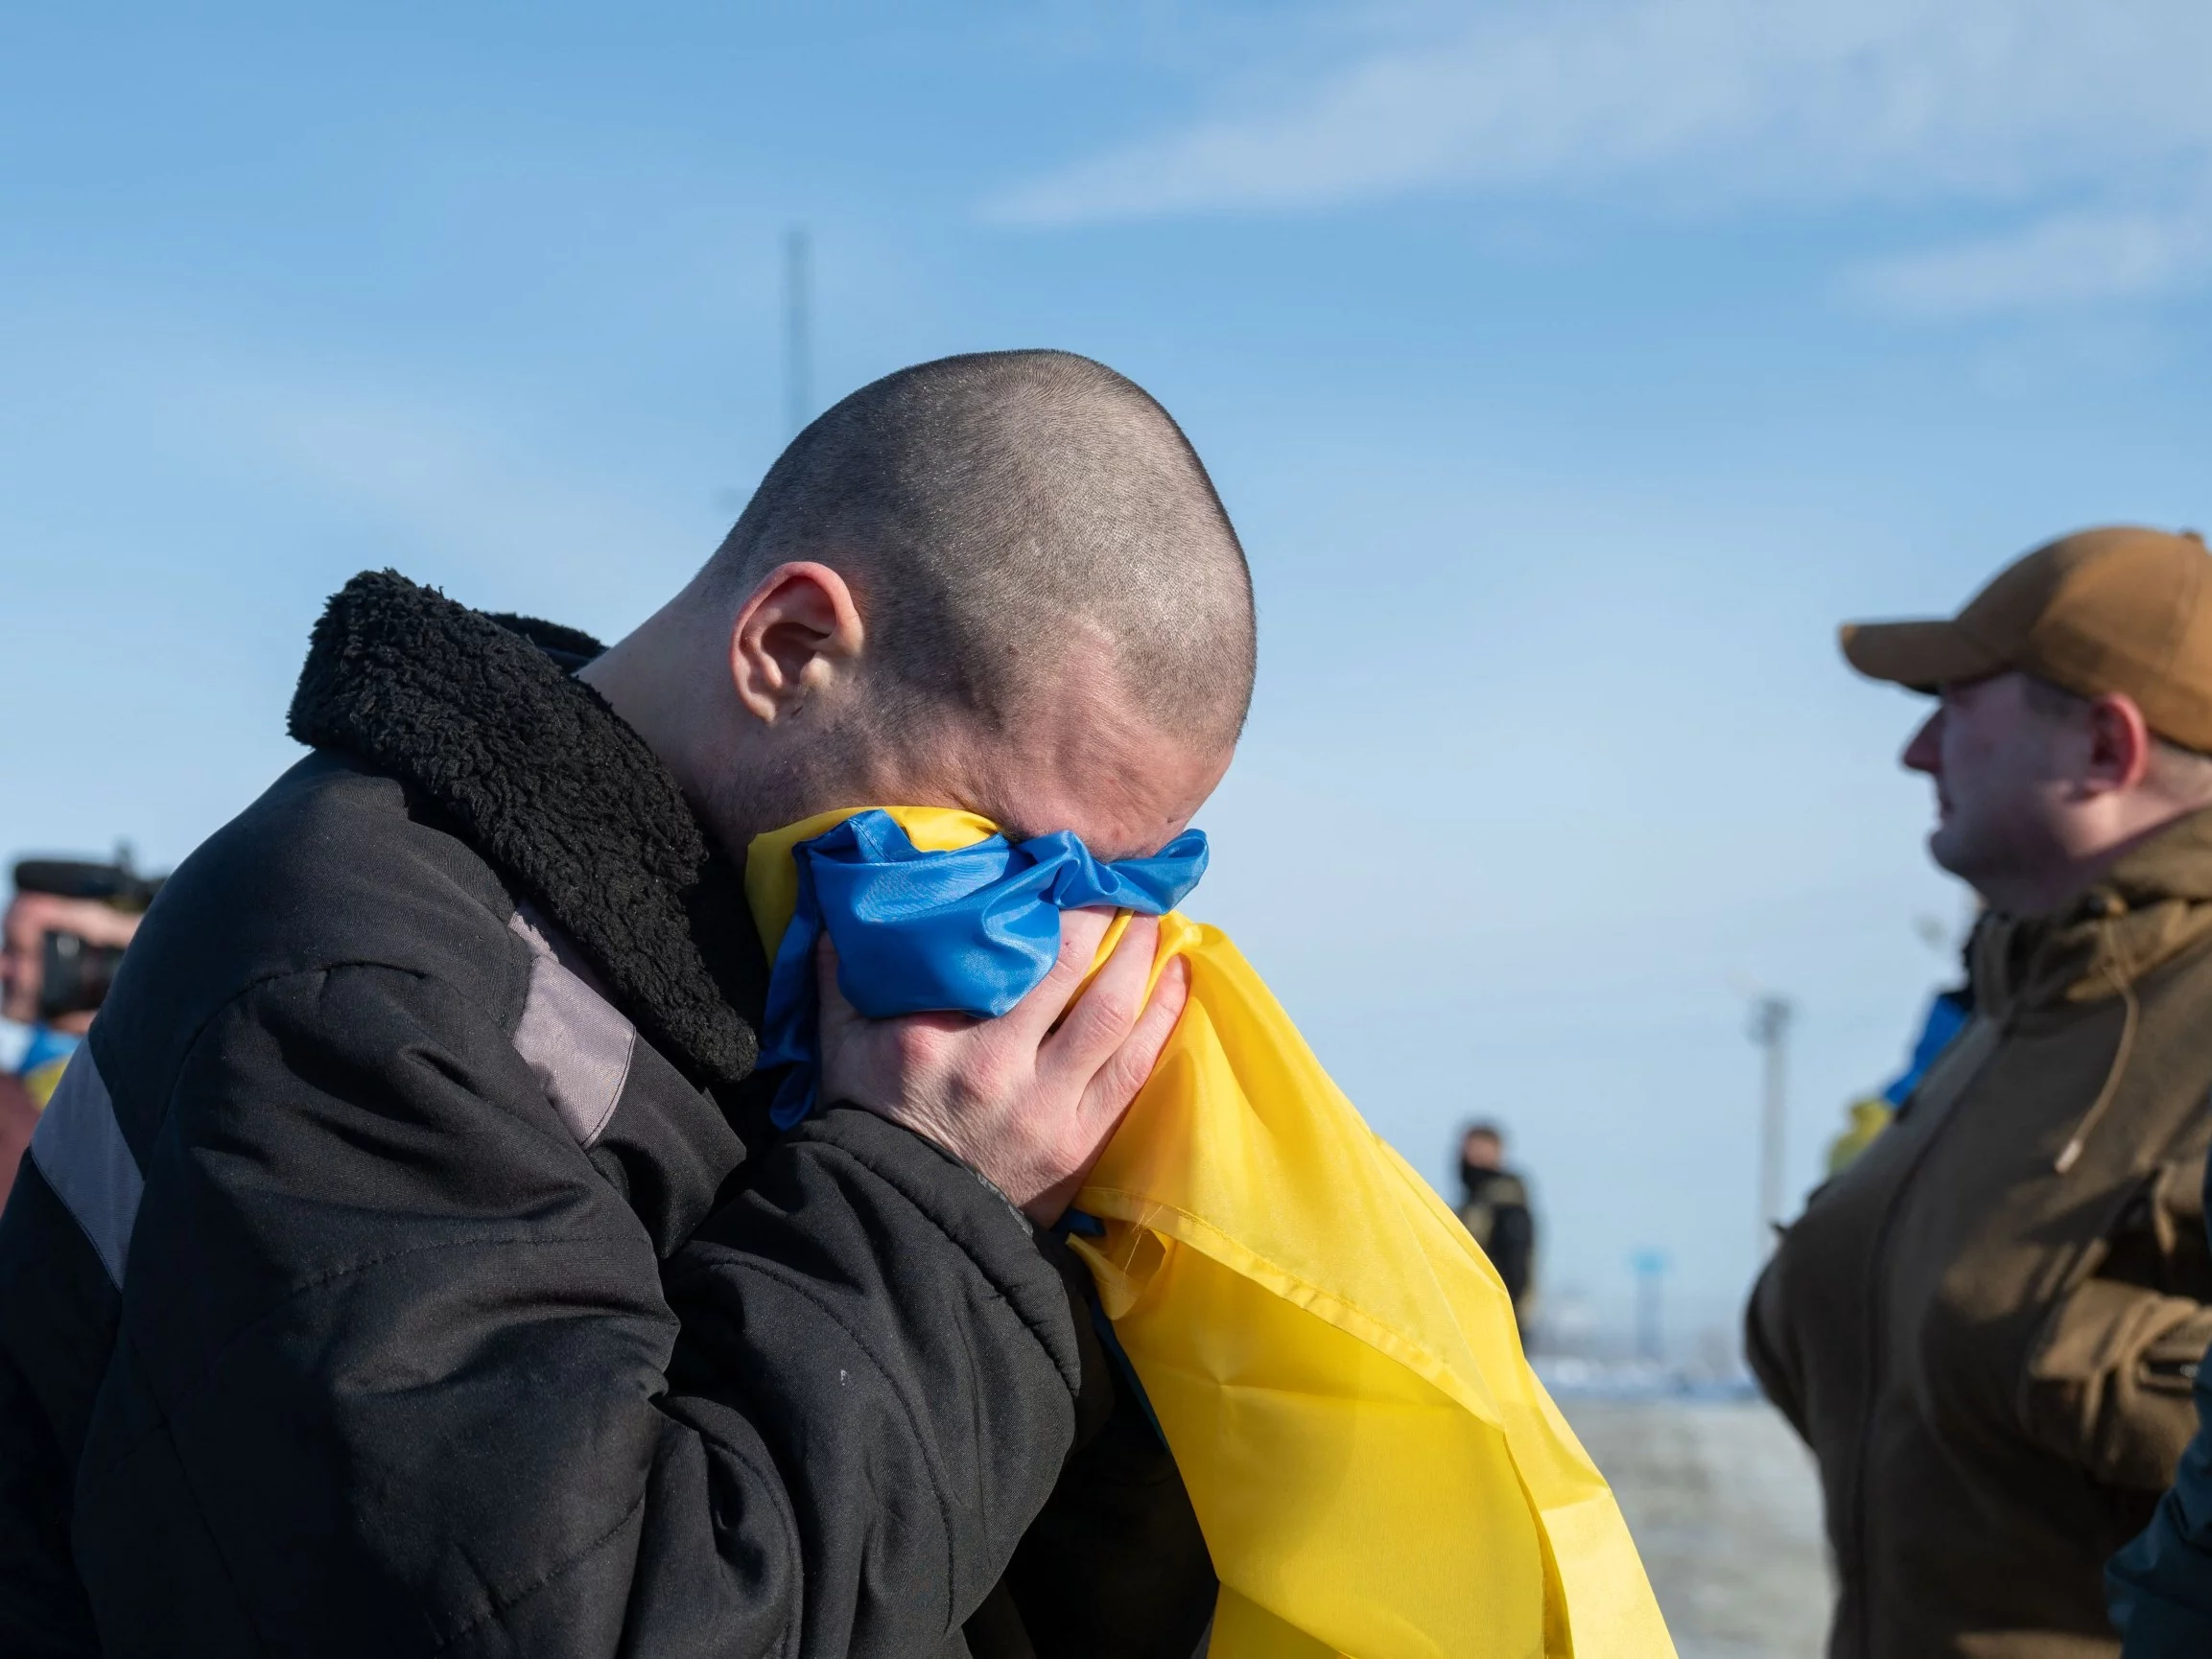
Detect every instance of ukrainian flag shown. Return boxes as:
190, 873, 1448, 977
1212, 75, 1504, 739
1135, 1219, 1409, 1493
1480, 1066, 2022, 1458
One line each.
749, 807, 1673, 1659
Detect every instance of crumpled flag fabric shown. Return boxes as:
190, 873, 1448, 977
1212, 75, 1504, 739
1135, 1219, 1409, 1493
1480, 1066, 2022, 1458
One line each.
746, 807, 1676, 1659
751, 807, 1208, 1127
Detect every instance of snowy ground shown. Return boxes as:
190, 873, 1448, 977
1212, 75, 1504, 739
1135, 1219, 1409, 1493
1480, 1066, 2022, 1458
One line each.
1559, 1395, 1832, 1659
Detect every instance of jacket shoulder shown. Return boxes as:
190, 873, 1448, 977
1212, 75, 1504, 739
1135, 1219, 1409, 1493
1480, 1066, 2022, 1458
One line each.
1463, 1171, 1528, 1207
95, 752, 529, 1129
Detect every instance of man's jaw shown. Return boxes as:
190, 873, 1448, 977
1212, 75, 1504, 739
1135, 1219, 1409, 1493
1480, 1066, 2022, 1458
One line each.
1926, 814, 1977, 886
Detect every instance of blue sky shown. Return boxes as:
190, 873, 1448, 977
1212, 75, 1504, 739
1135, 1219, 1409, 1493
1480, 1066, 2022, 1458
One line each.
7, 0, 2212, 1343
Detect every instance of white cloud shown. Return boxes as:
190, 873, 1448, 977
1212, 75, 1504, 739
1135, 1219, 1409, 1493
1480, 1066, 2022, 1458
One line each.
1849, 196, 2212, 315
993, 0, 2212, 312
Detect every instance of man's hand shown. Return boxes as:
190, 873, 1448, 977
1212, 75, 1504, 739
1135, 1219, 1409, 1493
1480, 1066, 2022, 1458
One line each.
816, 910, 1190, 1226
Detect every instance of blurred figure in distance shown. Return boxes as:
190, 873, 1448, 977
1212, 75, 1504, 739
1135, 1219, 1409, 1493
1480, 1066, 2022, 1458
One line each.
1456, 1121, 1536, 1335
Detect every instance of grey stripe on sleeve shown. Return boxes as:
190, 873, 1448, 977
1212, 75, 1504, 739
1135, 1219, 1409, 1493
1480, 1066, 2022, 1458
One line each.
28, 1047, 143, 1288
508, 908, 637, 1148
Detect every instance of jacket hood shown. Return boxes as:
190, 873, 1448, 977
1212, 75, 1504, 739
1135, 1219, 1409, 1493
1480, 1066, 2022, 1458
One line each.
287, 570, 764, 1087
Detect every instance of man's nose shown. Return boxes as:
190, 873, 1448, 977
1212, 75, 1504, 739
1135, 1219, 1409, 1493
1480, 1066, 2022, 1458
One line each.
1901, 708, 1944, 775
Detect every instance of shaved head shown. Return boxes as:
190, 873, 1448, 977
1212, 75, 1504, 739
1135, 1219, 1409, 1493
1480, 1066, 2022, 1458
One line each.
703, 349, 1255, 753
584, 349, 1250, 863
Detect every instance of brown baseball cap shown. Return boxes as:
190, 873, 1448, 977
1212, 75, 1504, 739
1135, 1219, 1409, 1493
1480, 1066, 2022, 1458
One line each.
1841, 526, 2212, 751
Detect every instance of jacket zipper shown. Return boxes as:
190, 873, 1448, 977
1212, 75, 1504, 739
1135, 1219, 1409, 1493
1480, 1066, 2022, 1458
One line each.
1841, 1017, 2008, 1659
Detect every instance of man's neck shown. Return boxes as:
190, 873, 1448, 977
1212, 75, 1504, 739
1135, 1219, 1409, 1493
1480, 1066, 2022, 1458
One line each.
1990, 800, 2212, 918
577, 601, 940, 866
577, 619, 840, 867
576, 627, 744, 851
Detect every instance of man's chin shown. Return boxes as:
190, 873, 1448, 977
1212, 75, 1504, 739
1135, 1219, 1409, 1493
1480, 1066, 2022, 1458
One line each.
1926, 825, 1974, 882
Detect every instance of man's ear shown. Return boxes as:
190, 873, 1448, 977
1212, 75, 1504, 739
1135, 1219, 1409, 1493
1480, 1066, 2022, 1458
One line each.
2083, 691, 2155, 795
727, 561, 865, 725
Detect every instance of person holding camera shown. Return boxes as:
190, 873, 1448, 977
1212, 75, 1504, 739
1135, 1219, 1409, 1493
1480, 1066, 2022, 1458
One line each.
0, 857, 158, 1203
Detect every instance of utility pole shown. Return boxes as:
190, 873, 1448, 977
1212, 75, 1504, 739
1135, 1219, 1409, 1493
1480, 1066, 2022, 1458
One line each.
1749, 995, 1795, 1256
783, 226, 812, 440
1631, 1250, 1667, 1365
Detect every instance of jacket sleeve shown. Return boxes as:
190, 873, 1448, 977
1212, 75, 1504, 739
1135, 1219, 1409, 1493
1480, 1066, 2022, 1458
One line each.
2017, 1275, 2212, 1491
88, 963, 1080, 1659
990, 1235, 1217, 1659
2019, 1147, 2212, 1493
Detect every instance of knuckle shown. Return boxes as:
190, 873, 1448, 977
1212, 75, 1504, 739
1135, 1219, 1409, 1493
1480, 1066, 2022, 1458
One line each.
1119, 1024, 1172, 1087
954, 1047, 1020, 1106
1108, 1052, 1150, 1103
1087, 1051, 1139, 1109
890, 1025, 950, 1077
1088, 986, 1143, 1033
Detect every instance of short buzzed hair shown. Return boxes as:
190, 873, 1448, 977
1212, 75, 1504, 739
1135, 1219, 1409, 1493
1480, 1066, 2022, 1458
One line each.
704, 350, 1256, 750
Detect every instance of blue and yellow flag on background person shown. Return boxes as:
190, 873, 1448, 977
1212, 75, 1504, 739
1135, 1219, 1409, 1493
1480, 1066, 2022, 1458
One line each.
748, 807, 1675, 1659
15, 1025, 81, 1110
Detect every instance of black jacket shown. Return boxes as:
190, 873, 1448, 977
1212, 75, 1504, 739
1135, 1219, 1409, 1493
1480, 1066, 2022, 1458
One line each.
0, 572, 1212, 1658
2108, 1152, 2212, 1654
1456, 1167, 1534, 1312
2109, 1315, 2212, 1653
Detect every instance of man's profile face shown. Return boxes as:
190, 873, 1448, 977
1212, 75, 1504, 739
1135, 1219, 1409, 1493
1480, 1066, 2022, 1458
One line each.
1902, 671, 2081, 904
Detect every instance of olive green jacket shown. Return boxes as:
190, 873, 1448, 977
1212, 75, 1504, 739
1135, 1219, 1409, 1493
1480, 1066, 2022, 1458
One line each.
1750, 809, 2212, 1659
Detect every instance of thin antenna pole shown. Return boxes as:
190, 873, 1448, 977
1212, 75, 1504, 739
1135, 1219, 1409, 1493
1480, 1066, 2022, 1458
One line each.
783, 226, 811, 440
1632, 1250, 1666, 1364
1750, 995, 1795, 1257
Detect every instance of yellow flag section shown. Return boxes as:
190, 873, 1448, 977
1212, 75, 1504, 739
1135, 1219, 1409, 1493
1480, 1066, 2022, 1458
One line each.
746, 807, 1675, 1659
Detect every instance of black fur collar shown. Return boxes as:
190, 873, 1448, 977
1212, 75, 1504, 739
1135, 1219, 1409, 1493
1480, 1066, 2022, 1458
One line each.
288, 570, 764, 1087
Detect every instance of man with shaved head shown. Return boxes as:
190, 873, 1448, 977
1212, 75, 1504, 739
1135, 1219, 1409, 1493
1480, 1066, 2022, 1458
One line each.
0, 351, 1248, 1658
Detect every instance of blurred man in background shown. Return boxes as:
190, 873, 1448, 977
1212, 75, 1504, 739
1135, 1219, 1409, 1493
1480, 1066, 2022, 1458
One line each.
0, 856, 156, 1203
1456, 1121, 1536, 1331
1749, 526, 2212, 1659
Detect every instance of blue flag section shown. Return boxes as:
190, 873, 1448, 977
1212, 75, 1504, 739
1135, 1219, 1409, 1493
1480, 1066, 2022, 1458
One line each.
756, 808, 1210, 1128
